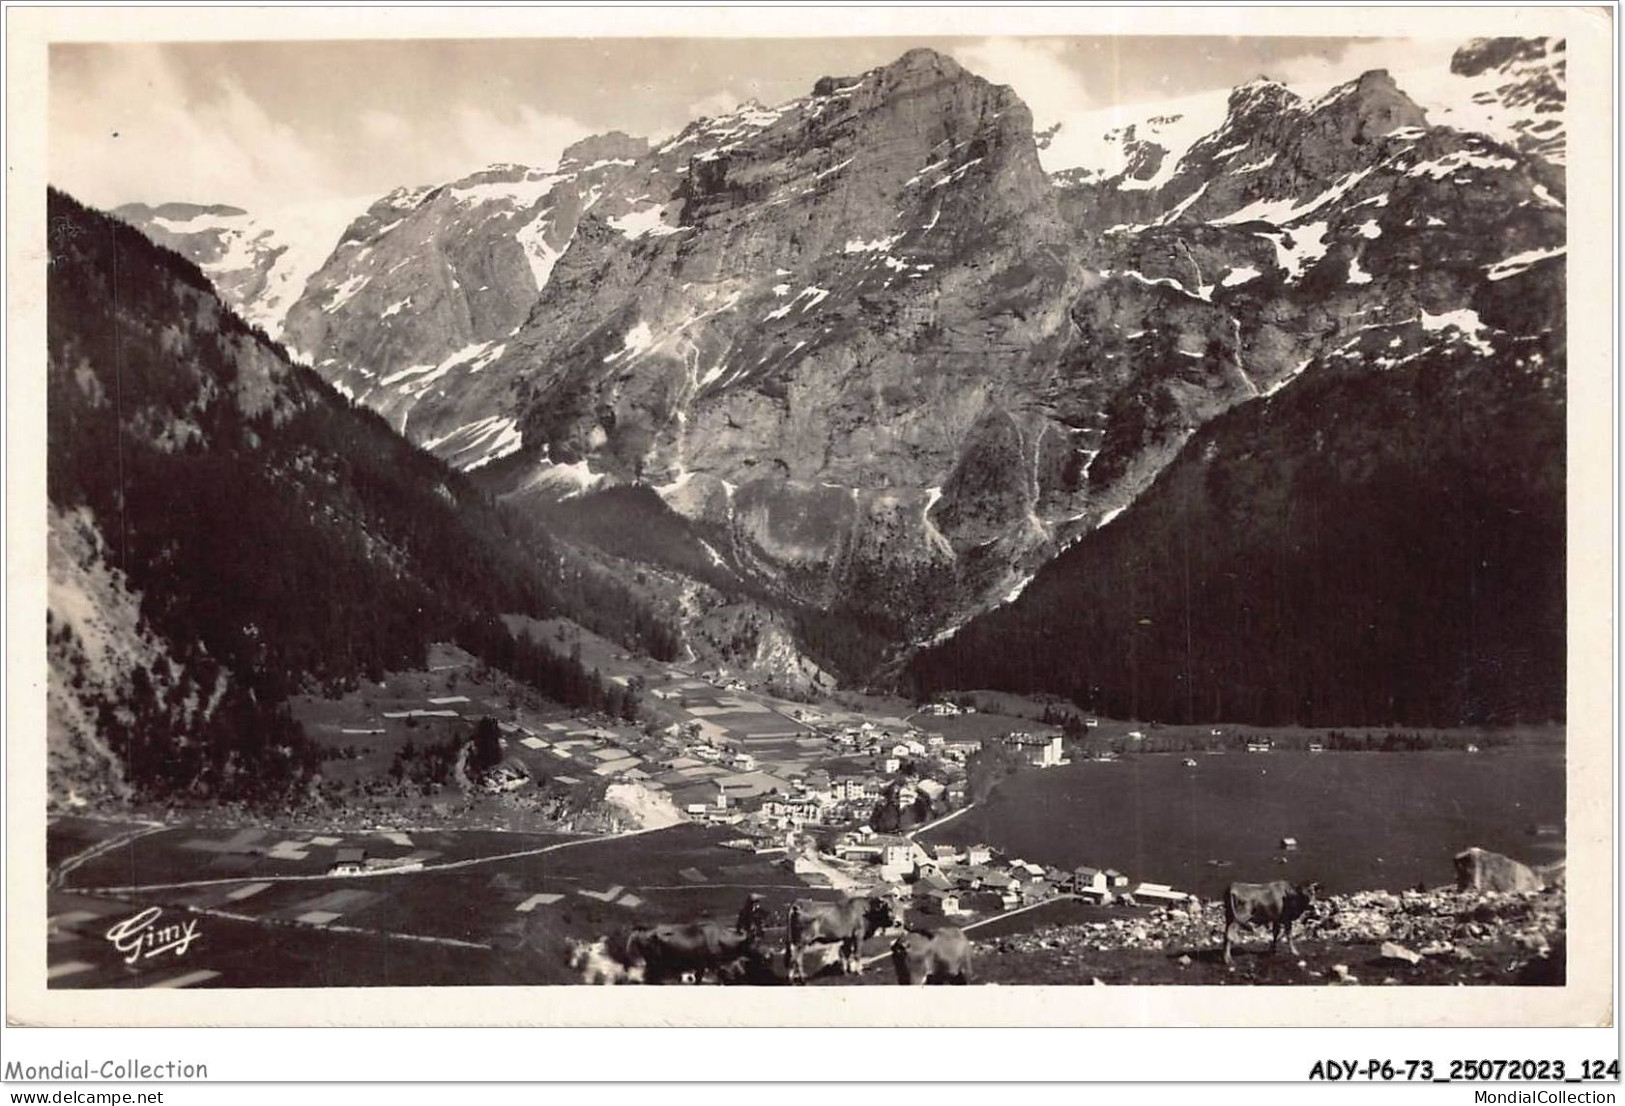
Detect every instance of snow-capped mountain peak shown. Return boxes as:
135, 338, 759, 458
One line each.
114, 194, 373, 340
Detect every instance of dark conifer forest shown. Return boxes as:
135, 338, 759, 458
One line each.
47, 190, 668, 802
906, 338, 1565, 727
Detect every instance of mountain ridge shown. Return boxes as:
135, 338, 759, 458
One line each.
102, 40, 1567, 703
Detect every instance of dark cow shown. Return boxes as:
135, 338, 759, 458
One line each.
891, 927, 974, 985
624, 920, 759, 984
786, 896, 897, 983
1222, 880, 1321, 965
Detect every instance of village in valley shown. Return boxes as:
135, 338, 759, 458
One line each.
343, 632, 1172, 920
50, 597, 1576, 991
46, 614, 1566, 992
46, 625, 1240, 992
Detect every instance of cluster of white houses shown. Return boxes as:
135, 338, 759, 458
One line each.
813, 832, 1191, 916
677, 722, 1066, 835
681, 769, 967, 829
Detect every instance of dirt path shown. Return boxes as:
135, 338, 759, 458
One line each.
49, 820, 168, 889
907, 804, 975, 839
960, 894, 1078, 933
857, 894, 1084, 967
68, 822, 674, 896
185, 903, 494, 950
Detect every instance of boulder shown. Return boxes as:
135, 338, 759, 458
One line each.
1379, 941, 1423, 965
1454, 847, 1544, 893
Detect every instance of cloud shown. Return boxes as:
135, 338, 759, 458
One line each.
51, 44, 596, 212
359, 110, 413, 144
443, 104, 593, 178
686, 89, 744, 120
50, 44, 333, 211
1274, 37, 1461, 97
950, 38, 1095, 126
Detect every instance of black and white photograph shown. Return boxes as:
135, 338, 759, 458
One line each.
7, 5, 1613, 1037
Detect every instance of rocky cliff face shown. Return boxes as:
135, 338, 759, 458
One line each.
910, 58, 1565, 721
140, 40, 1564, 678
467, 49, 1097, 636
278, 135, 669, 468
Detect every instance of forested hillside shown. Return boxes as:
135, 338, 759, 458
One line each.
46, 190, 671, 804
906, 328, 1565, 727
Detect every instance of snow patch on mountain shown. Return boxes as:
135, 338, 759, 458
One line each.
608, 205, 686, 239
1420, 308, 1495, 355
1393, 37, 1566, 164
116, 194, 371, 340
450, 171, 568, 207
516, 212, 570, 292
605, 321, 656, 362
1485, 244, 1565, 281
424, 414, 524, 470
1040, 86, 1232, 182
1261, 221, 1330, 280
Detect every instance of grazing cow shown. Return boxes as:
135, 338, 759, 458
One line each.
1222, 880, 1321, 965
623, 919, 762, 984
615, 895, 774, 985
891, 927, 974, 985
786, 895, 898, 983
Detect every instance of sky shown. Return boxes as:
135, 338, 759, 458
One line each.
49, 34, 1461, 213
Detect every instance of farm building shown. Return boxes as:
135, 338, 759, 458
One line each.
1074, 867, 1108, 898
328, 848, 367, 876
980, 870, 1017, 892
835, 840, 883, 863
1004, 732, 1064, 767
1130, 882, 1192, 905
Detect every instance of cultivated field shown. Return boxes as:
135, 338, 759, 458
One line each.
48, 818, 849, 988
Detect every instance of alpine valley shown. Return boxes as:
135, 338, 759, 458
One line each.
59, 37, 1565, 808
36, 33, 1579, 996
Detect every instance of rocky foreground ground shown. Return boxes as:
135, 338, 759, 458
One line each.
960, 887, 1566, 987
